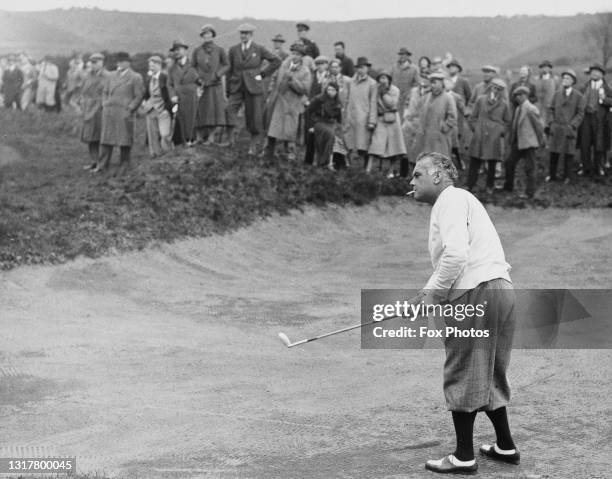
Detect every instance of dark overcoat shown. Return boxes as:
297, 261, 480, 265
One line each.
226, 42, 281, 96
192, 42, 229, 127
100, 68, 145, 147
468, 94, 511, 161
167, 59, 199, 142
547, 88, 585, 155
80, 69, 109, 143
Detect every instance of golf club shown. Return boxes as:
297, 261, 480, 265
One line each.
278, 313, 404, 348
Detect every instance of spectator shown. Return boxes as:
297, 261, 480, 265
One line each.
264, 43, 312, 161
19, 53, 37, 110
36, 56, 60, 112
577, 63, 612, 178
345, 57, 378, 170
167, 39, 199, 147
304, 55, 330, 164
466, 78, 511, 194
307, 82, 344, 169
545, 69, 585, 184
367, 71, 407, 177
64, 54, 87, 111
1, 54, 24, 109
391, 47, 419, 123
535, 60, 560, 126
192, 24, 230, 145
503, 86, 545, 198
143, 55, 173, 158
333, 41, 354, 78
509, 65, 538, 112
418, 56, 431, 78
79, 52, 109, 170
296, 22, 319, 60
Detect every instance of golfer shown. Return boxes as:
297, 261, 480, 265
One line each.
410, 151, 520, 474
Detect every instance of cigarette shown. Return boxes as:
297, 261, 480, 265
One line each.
406, 191, 415, 196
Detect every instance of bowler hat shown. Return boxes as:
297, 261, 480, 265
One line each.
272, 34, 286, 43
429, 72, 446, 81
148, 55, 163, 64
314, 55, 329, 64
491, 78, 507, 89
481, 64, 499, 74
588, 63, 606, 75
561, 69, 577, 83
237, 23, 256, 33
512, 85, 530, 97
290, 43, 306, 55
356, 56, 371, 67
170, 39, 189, 51
447, 59, 462, 72
376, 70, 392, 82
89, 52, 104, 62
539, 59, 553, 68
200, 24, 217, 37
115, 51, 131, 62
296, 22, 310, 31
397, 47, 412, 56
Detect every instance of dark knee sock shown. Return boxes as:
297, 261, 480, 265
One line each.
485, 407, 515, 450
88, 142, 99, 163
451, 411, 477, 461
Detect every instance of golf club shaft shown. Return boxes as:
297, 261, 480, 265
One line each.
288, 314, 403, 347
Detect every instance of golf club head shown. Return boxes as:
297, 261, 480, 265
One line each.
278, 332, 292, 347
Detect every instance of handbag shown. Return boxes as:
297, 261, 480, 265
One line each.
383, 111, 397, 124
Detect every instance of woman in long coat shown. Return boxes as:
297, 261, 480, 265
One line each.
168, 40, 200, 146
368, 71, 407, 175
403, 76, 430, 164
466, 78, 511, 192
79, 54, 109, 168
192, 24, 229, 143
266, 44, 312, 160
307, 82, 343, 168
545, 69, 585, 183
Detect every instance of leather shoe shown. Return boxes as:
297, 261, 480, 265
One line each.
425, 454, 478, 475
479, 443, 520, 465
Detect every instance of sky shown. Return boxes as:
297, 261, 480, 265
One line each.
2, 0, 611, 21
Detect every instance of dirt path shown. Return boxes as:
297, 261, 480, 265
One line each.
1, 199, 611, 478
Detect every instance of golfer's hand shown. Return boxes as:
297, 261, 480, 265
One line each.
367, 122, 376, 131
255, 74, 263, 81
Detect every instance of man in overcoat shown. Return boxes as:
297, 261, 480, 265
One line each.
264, 43, 312, 160
192, 24, 229, 145
466, 78, 511, 193
410, 152, 519, 475
168, 39, 199, 146
467, 66, 506, 116
1, 55, 24, 109
502, 86, 544, 198
545, 69, 585, 183
296, 23, 320, 61
79, 53, 109, 170
94, 52, 145, 174
578, 63, 612, 177
535, 60, 560, 126
416, 72, 457, 158
345, 57, 378, 169
223, 23, 281, 156
391, 47, 419, 124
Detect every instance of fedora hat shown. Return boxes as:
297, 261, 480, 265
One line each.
561, 69, 577, 83
397, 47, 412, 56
588, 63, 606, 75
447, 59, 463, 72
115, 51, 131, 62
356, 56, 371, 67
539, 59, 553, 68
272, 34, 286, 43
237, 23, 256, 33
170, 39, 189, 51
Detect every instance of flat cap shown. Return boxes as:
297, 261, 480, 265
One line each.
481, 64, 499, 74
272, 34, 286, 43
376, 70, 392, 82
314, 55, 329, 64
429, 72, 446, 81
397, 47, 412, 56
148, 55, 163, 64
296, 22, 310, 31
512, 85, 531, 97
89, 52, 104, 61
170, 39, 189, 51
491, 78, 507, 89
539, 60, 553, 68
446, 59, 462, 72
237, 23, 256, 32
290, 43, 306, 55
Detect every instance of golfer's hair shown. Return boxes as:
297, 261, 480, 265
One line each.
416, 152, 459, 181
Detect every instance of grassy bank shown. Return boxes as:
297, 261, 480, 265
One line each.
0, 110, 610, 271
0, 110, 407, 270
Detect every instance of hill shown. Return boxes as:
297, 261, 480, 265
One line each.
0, 8, 605, 71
